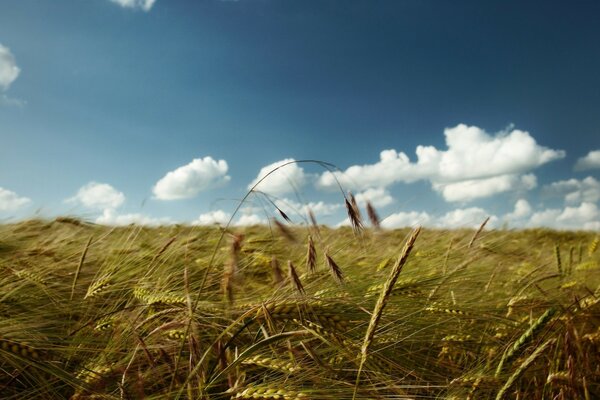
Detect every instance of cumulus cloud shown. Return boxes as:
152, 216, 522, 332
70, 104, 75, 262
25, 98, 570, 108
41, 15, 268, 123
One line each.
67, 182, 125, 210
235, 213, 265, 226
248, 159, 307, 196
109, 0, 156, 11
96, 209, 172, 226
153, 157, 230, 200
574, 150, 600, 171
347, 206, 496, 229
317, 124, 564, 202
0, 187, 31, 212
381, 211, 431, 229
193, 210, 232, 226
544, 176, 600, 205
503, 199, 532, 222
0, 44, 20, 91
434, 174, 537, 202
353, 188, 394, 208
437, 207, 497, 229
528, 202, 599, 231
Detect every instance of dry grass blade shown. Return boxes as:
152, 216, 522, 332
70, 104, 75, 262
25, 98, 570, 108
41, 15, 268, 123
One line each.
150, 236, 177, 264
272, 218, 296, 242
308, 209, 318, 229
354, 226, 421, 399
366, 201, 380, 229
324, 250, 344, 284
288, 260, 305, 295
71, 235, 93, 301
468, 217, 490, 248
306, 235, 316, 273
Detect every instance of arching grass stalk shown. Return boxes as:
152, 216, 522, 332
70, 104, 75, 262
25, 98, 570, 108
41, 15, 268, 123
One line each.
353, 226, 421, 400
170, 160, 344, 391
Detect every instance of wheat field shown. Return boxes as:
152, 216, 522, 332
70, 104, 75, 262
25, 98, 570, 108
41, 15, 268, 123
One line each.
0, 215, 599, 399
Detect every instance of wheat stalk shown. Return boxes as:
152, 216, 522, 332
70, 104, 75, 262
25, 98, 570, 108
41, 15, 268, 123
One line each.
468, 217, 489, 248
354, 226, 421, 400
306, 235, 316, 273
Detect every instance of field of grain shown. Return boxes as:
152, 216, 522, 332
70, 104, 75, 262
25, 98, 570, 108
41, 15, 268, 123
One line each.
0, 217, 599, 399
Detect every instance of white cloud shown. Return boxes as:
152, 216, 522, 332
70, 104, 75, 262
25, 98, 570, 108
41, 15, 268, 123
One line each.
275, 198, 341, 218
193, 210, 232, 226
434, 125, 563, 181
67, 182, 125, 210
585, 221, 600, 231
317, 149, 419, 191
317, 124, 564, 203
434, 174, 537, 202
0, 187, 31, 212
109, 0, 156, 11
235, 214, 265, 226
362, 206, 496, 229
574, 150, 600, 171
96, 209, 171, 226
503, 199, 532, 222
248, 159, 307, 196
544, 176, 600, 205
335, 218, 351, 228
153, 157, 230, 200
0, 44, 20, 91
437, 207, 497, 229
354, 188, 394, 208
528, 202, 599, 231
381, 211, 431, 229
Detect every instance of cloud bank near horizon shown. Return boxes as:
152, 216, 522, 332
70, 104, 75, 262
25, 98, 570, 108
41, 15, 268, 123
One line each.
2, 124, 599, 231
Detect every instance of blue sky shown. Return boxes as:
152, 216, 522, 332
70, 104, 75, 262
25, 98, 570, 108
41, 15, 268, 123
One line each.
1, 0, 600, 229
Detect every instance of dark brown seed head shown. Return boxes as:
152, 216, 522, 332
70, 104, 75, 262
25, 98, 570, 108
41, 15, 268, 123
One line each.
324, 250, 344, 284
277, 208, 292, 223
306, 235, 317, 273
273, 218, 297, 242
288, 260, 305, 294
271, 256, 284, 285
345, 193, 363, 233
366, 201, 381, 229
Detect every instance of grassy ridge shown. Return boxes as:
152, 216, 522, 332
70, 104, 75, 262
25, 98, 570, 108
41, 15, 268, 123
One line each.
0, 218, 599, 399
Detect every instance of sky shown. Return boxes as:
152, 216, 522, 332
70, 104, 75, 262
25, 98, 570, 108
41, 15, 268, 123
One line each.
1, 0, 600, 230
